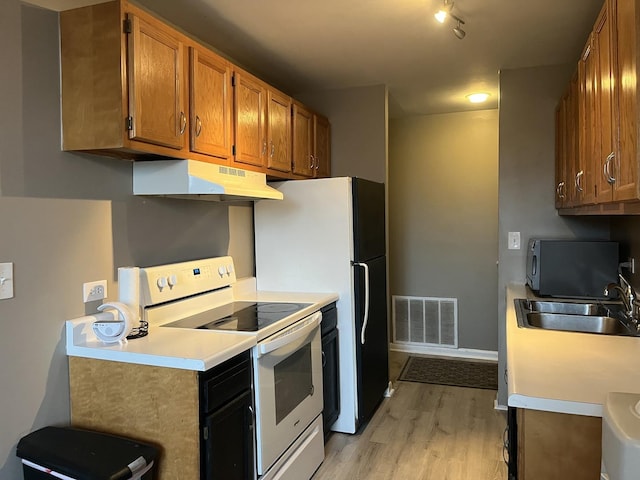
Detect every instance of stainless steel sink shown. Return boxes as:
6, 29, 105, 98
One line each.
514, 299, 637, 336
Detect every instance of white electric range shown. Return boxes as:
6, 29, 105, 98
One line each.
67, 256, 336, 480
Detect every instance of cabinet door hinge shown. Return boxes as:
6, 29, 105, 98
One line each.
126, 116, 133, 131
203, 426, 209, 441
123, 18, 132, 34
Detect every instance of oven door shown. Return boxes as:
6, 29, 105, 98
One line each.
254, 311, 324, 475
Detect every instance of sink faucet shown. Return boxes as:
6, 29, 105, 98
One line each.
604, 273, 637, 320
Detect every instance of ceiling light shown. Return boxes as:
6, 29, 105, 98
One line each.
467, 93, 490, 103
434, 0, 453, 23
434, 9, 448, 23
434, 0, 467, 40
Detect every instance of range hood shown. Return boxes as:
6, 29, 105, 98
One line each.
133, 160, 284, 202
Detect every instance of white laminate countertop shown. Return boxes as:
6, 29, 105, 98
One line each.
507, 284, 640, 417
66, 282, 338, 372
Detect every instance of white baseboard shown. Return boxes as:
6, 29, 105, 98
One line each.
494, 395, 507, 411
390, 342, 498, 362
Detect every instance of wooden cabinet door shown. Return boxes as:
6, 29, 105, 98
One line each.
314, 115, 331, 178
578, 36, 598, 205
190, 47, 232, 160
566, 72, 580, 207
517, 409, 601, 480
267, 90, 292, 173
203, 389, 255, 480
614, 0, 639, 201
595, 0, 617, 203
234, 71, 266, 167
127, 14, 185, 149
555, 96, 567, 208
292, 103, 314, 177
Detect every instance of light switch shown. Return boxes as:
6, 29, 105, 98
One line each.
508, 232, 521, 250
0, 262, 14, 299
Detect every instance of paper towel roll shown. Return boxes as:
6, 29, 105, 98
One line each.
118, 267, 141, 322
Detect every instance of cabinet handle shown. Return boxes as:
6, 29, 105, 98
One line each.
309, 154, 315, 169
557, 181, 566, 200
179, 112, 187, 135
604, 152, 616, 184
315, 156, 319, 170
575, 170, 584, 193
322, 351, 326, 367
195, 115, 202, 137
270, 141, 275, 158
262, 140, 267, 156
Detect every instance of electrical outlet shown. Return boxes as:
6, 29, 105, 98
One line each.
508, 232, 521, 250
0, 262, 14, 300
83, 280, 107, 303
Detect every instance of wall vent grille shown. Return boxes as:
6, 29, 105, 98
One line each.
392, 295, 458, 348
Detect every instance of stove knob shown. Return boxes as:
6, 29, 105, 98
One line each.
157, 276, 168, 291
167, 274, 178, 288
218, 266, 226, 277
226, 265, 233, 276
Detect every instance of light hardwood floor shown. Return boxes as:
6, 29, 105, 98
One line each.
313, 352, 508, 480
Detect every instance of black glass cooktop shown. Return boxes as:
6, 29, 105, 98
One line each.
164, 301, 312, 332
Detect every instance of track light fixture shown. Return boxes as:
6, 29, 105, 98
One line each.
453, 19, 466, 39
434, 0, 467, 40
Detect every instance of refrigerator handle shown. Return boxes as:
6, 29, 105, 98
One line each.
353, 261, 370, 345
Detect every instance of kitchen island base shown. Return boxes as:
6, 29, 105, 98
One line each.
69, 356, 201, 480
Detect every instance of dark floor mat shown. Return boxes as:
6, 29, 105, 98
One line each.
399, 356, 498, 390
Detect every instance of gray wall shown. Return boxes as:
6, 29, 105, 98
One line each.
295, 85, 388, 184
497, 64, 611, 406
0, 4, 254, 478
388, 110, 499, 351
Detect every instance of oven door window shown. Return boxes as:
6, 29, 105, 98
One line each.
274, 342, 313, 424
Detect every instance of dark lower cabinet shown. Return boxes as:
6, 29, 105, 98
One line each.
506, 407, 517, 480
321, 303, 340, 439
200, 351, 255, 480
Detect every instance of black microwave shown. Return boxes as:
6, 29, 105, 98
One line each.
526, 239, 619, 298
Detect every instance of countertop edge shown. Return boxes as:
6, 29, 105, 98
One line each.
65, 290, 338, 372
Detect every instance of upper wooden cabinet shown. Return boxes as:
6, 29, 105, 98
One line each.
292, 102, 331, 178
314, 114, 331, 178
233, 70, 293, 175
60, 0, 330, 180
594, 0, 617, 203
555, 0, 640, 214
61, 2, 191, 156
127, 14, 186, 150
189, 47, 233, 160
266, 89, 292, 173
613, 0, 639, 200
233, 69, 267, 168
555, 91, 568, 208
292, 103, 314, 177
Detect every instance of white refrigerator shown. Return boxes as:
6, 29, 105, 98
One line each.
254, 177, 389, 434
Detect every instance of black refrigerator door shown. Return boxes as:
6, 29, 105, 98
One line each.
353, 255, 389, 428
352, 178, 385, 262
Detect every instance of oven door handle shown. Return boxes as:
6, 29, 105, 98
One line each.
257, 311, 322, 356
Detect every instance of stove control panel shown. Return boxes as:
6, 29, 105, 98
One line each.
138, 256, 236, 306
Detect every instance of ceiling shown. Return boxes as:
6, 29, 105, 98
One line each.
29, 0, 604, 117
